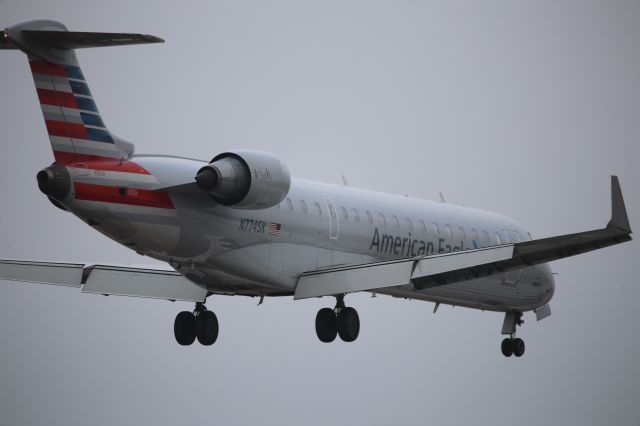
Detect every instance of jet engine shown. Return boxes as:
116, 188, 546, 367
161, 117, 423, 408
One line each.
195, 150, 290, 209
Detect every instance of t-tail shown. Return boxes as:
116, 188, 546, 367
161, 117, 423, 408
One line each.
1, 20, 163, 164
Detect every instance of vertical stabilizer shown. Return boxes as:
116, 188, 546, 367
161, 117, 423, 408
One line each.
3, 20, 163, 164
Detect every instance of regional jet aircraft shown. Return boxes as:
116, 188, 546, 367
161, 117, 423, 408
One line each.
0, 20, 632, 357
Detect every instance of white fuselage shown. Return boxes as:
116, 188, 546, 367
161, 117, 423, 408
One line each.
64, 155, 555, 313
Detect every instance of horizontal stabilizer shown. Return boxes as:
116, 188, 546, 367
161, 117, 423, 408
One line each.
2, 29, 163, 50
24, 30, 163, 49
2, 20, 163, 62
0, 260, 207, 302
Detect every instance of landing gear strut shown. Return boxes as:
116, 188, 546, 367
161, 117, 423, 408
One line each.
174, 302, 219, 346
500, 311, 525, 357
315, 295, 360, 343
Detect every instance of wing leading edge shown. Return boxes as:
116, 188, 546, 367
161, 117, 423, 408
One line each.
0, 260, 207, 302
295, 176, 632, 299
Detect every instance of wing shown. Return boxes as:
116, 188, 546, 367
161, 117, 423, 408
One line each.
0, 261, 207, 302
295, 176, 632, 299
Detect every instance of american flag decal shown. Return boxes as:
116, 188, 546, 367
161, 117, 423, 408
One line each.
269, 222, 282, 236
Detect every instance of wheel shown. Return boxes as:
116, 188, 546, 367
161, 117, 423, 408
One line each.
174, 311, 196, 346
501, 337, 513, 357
512, 337, 525, 357
196, 310, 219, 346
337, 307, 360, 342
315, 308, 337, 343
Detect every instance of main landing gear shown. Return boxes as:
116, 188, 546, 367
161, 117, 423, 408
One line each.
500, 311, 525, 357
315, 295, 360, 343
174, 303, 219, 346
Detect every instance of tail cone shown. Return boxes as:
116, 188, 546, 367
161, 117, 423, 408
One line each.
36, 164, 70, 200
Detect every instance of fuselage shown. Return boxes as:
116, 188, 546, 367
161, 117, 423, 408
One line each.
61, 154, 555, 312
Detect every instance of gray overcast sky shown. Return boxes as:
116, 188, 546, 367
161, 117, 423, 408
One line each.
1, 1, 639, 425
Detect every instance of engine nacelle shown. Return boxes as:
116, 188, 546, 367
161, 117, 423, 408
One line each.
195, 150, 290, 209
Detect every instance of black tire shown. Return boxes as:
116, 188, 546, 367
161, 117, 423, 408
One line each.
196, 310, 219, 346
501, 338, 513, 357
315, 308, 337, 343
174, 311, 196, 346
512, 337, 525, 357
337, 307, 360, 342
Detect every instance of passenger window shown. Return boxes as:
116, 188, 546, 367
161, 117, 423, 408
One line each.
495, 233, 502, 244
472, 229, 479, 242
366, 210, 373, 224
351, 209, 360, 223
299, 200, 308, 215
483, 230, 490, 244
432, 222, 440, 235
286, 198, 293, 211
378, 213, 387, 227
341, 207, 348, 221
418, 220, 427, 233
392, 215, 400, 228
406, 218, 413, 232
458, 226, 466, 240
445, 224, 452, 238
314, 202, 322, 216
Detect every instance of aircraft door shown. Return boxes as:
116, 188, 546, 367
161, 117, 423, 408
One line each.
324, 197, 339, 239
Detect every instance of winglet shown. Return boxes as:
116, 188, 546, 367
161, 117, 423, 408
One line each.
607, 175, 631, 233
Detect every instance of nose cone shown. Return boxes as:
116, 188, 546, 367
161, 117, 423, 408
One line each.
195, 167, 218, 191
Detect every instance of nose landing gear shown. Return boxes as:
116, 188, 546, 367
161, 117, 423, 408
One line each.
501, 336, 525, 357
315, 295, 360, 343
500, 311, 525, 357
174, 303, 219, 346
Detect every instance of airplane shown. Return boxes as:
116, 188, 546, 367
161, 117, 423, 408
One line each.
0, 20, 632, 357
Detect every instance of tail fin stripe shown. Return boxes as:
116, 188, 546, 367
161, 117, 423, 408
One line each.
45, 119, 114, 144
33, 73, 72, 92
51, 138, 74, 151
29, 61, 67, 77
45, 119, 87, 139
63, 65, 84, 80
36, 88, 78, 108
41, 105, 83, 124
69, 80, 90, 96
74, 96, 98, 113
85, 127, 114, 143
80, 112, 104, 127
30, 62, 84, 80
36, 86, 100, 114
